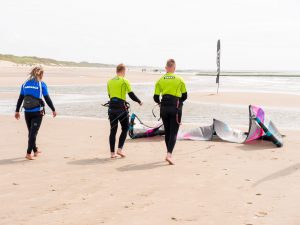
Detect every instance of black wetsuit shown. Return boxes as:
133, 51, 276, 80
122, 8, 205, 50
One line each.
108, 93, 140, 152
154, 93, 187, 153
16, 94, 55, 154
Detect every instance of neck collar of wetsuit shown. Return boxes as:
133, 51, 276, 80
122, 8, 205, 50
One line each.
165, 72, 174, 76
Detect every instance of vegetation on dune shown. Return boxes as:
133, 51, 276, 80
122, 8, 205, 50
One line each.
0, 54, 115, 68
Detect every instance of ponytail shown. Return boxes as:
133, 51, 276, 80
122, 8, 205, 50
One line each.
28, 66, 44, 81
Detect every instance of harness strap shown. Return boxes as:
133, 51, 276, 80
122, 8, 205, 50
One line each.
39, 81, 42, 99
176, 100, 182, 126
39, 81, 46, 114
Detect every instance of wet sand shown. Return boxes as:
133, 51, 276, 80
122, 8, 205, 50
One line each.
0, 64, 163, 87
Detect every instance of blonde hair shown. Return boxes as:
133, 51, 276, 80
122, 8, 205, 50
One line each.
28, 66, 44, 81
116, 63, 126, 73
166, 59, 176, 68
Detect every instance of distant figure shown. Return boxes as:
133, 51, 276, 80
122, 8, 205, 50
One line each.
15, 67, 57, 160
107, 64, 142, 158
153, 59, 187, 165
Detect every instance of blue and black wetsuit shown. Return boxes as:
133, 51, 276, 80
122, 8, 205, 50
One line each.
16, 79, 55, 154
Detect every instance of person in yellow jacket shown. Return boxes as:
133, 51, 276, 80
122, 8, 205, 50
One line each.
153, 59, 187, 165
107, 64, 142, 158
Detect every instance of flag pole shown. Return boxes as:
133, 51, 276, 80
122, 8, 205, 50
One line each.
216, 39, 221, 94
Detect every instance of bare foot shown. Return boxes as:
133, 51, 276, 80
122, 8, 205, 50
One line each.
165, 157, 175, 165
117, 149, 126, 158
34, 150, 42, 157
111, 153, 117, 159
165, 153, 174, 165
25, 154, 35, 160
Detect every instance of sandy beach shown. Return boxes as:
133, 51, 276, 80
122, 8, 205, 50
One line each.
1, 65, 300, 225
1, 115, 300, 225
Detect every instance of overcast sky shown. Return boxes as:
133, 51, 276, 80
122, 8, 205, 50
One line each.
0, 0, 299, 70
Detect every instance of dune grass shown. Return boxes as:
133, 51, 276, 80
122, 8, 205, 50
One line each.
0, 54, 114, 68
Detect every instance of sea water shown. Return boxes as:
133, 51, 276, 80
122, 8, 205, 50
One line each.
0, 76, 299, 130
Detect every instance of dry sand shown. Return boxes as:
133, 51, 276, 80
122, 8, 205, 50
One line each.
0, 115, 300, 225
0, 64, 300, 225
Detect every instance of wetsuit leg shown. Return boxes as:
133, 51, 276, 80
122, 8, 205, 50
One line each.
25, 112, 43, 154
25, 113, 32, 150
161, 106, 182, 153
109, 111, 119, 153
117, 111, 129, 149
167, 109, 181, 153
161, 107, 171, 150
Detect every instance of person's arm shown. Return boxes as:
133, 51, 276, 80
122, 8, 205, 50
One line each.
153, 80, 161, 104
125, 79, 142, 105
42, 82, 56, 117
180, 80, 188, 103
15, 84, 25, 120
153, 95, 160, 104
128, 92, 141, 104
16, 94, 24, 112
180, 92, 187, 102
44, 95, 55, 112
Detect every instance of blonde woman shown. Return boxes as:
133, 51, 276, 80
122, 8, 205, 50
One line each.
15, 67, 57, 160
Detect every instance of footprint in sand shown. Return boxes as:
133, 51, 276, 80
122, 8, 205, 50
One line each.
170, 217, 197, 222
205, 145, 215, 149
255, 211, 268, 217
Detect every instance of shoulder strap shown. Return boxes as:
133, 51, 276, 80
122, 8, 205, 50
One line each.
39, 81, 42, 99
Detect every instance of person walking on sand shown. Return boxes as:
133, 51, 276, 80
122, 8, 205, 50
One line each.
15, 67, 57, 160
107, 64, 142, 158
153, 59, 187, 165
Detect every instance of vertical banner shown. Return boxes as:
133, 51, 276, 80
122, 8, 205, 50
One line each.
216, 39, 221, 93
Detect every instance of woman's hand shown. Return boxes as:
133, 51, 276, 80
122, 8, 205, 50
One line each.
52, 111, 57, 118
139, 102, 143, 106
15, 112, 20, 120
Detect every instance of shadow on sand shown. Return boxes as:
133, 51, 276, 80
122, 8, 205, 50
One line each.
117, 161, 169, 172
126, 136, 164, 143
253, 162, 300, 187
236, 140, 278, 151
68, 157, 113, 165
0, 157, 29, 165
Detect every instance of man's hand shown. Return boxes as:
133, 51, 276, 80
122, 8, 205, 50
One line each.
52, 111, 57, 118
15, 112, 20, 120
139, 102, 143, 106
